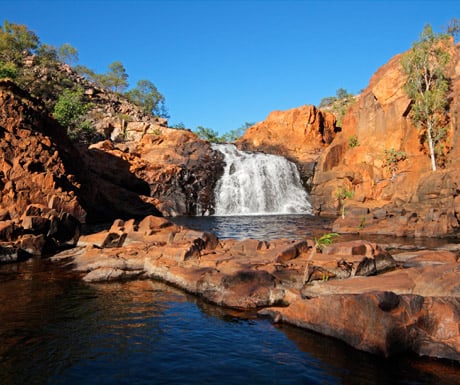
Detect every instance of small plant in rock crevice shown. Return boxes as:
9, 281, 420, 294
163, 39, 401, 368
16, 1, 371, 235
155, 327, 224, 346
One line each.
336, 185, 354, 219
383, 147, 407, 179
302, 232, 340, 285
348, 135, 359, 148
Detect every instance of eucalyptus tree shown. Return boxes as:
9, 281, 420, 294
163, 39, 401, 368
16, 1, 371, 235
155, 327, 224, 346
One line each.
401, 24, 451, 171
100, 61, 128, 93
0, 20, 39, 64
125, 79, 168, 117
58, 43, 78, 66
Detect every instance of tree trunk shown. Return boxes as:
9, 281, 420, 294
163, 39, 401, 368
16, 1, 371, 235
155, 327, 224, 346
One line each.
427, 122, 437, 171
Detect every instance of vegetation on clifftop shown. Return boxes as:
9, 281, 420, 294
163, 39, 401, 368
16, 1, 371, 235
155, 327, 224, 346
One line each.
401, 24, 453, 171
319, 88, 356, 126
0, 20, 168, 142
193, 122, 254, 143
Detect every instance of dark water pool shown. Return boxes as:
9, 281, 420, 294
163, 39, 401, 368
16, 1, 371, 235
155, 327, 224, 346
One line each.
171, 214, 454, 249
1, 215, 459, 385
1, 259, 459, 385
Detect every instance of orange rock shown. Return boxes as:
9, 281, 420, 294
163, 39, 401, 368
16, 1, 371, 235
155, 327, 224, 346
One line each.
236, 105, 337, 166
310, 41, 460, 237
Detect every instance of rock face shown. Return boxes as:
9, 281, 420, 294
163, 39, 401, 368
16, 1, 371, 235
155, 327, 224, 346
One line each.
53, 217, 460, 361
310, 42, 460, 237
231, 43, 460, 238
0, 79, 162, 259
236, 105, 338, 188
129, 130, 225, 216
84, 129, 225, 216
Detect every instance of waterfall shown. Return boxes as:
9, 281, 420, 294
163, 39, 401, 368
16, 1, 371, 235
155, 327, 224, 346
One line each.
212, 144, 312, 216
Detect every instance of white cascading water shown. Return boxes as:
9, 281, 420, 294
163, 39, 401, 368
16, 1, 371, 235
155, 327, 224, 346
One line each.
212, 144, 312, 216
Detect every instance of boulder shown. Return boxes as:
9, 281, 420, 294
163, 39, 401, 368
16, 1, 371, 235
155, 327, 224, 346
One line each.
51, 219, 460, 361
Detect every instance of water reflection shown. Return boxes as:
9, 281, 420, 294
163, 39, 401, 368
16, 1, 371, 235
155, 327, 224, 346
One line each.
172, 214, 456, 250
278, 324, 460, 385
172, 214, 334, 240
1, 254, 459, 385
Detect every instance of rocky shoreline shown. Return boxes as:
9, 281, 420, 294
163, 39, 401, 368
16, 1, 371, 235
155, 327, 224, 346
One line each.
0, 35, 459, 367
50, 215, 460, 362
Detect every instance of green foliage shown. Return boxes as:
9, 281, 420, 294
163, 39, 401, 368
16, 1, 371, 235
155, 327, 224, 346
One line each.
336, 186, 354, 219
335, 185, 354, 201
58, 43, 78, 66
98, 61, 128, 93
336, 88, 348, 100
170, 122, 186, 130
315, 232, 340, 250
125, 79, 168, 118
221, 122, 254, 142
401, 24, 451, 171
53, 87, 88, 127
68, 120, 98, 143
194, 126, 224, 143
0, 20, 39, 64
446, 18, 460, 40
318, 96, 336, 107
348, 135, 359, 148
53, 87, 95, 142
194, 122, 254, 143
319, 88, 355, 126
150, 127, 162, 135
0, 61, 17, 79
117, 113, 133, 123
74, 64, 94, 78
302, 232, 340, 285
359, 216, 366, 230
0, 20, 170, 140
35, 44, 58, 65
383, 147, 407, 176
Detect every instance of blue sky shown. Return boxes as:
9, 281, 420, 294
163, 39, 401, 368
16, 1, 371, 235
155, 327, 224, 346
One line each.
2, 0, 458, 134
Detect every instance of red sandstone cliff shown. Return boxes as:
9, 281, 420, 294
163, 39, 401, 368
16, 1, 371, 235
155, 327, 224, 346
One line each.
0, 79, 163, 258
311, 41, 460, 237
236, 105, 338, 186
235, 41, 459, 237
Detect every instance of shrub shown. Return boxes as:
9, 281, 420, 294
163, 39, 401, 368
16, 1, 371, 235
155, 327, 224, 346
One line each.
348, 135, 359, 148
0, 61, 18, 79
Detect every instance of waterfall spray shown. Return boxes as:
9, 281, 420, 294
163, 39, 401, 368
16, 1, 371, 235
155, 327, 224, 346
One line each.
212, 144, 311, 216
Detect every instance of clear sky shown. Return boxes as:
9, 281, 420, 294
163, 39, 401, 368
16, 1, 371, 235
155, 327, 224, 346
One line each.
2, 0, 458, 134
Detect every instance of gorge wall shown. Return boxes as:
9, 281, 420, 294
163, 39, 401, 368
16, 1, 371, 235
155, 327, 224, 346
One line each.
0, 79, 224, 259
240, 42, 460, 238
312, 41, 460, 237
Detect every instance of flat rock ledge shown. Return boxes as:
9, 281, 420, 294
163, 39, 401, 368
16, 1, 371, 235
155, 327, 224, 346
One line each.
52, 215, 460, 362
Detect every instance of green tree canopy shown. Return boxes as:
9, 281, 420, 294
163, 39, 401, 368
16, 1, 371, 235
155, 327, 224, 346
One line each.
446, 17, 460, 40
52, 87, 95, 142
194, 126, 224, 143
125, 79, 168, 117
100, 61, 128, 93
318, 88, 355, 126
401, 24, 451, 171
0, 61, 18, 79
58, 43, 78, 66
35, 43, 58, 66
0, 20, 39, 64
221, 122, 254, 142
